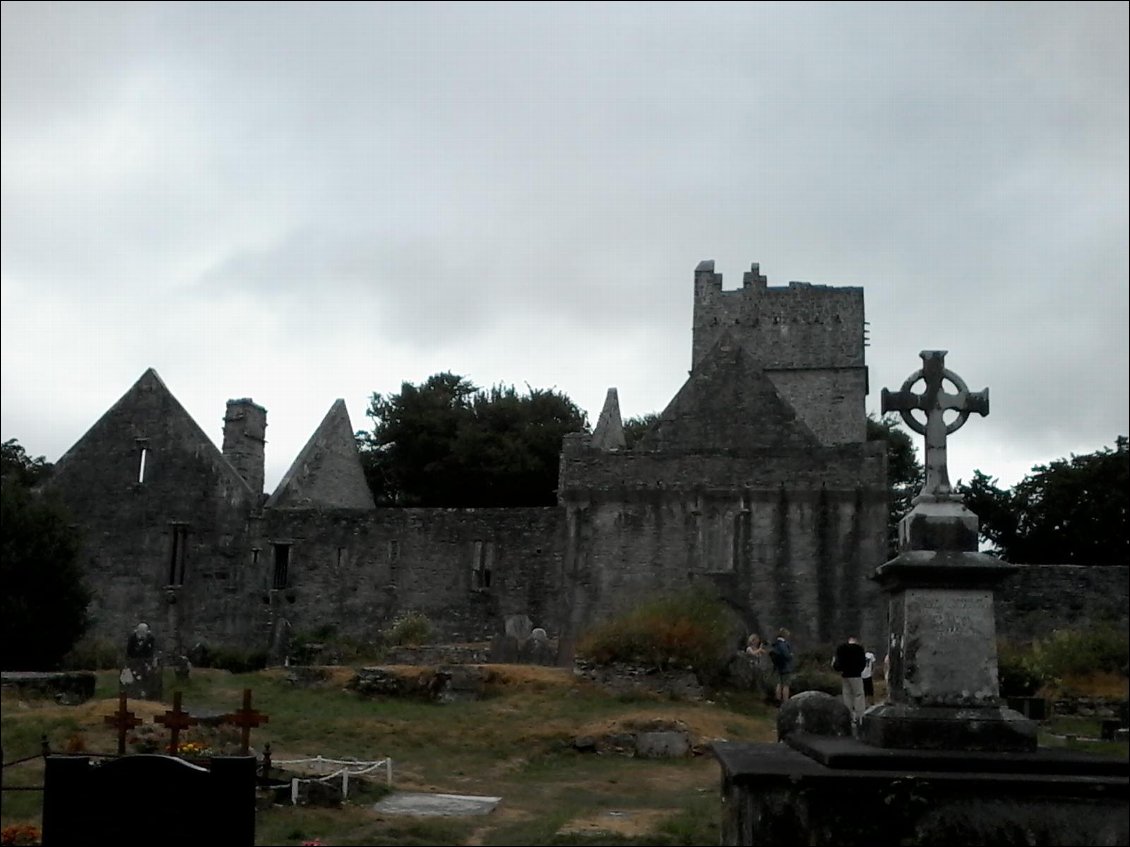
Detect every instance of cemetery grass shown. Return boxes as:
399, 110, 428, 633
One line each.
1, 665, 779, 845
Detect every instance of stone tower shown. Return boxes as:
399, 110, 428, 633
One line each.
222, 398, 267, 498
692, 261, 868, 445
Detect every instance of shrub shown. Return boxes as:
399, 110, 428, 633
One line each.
382, 611, 433, 647
997, 624, 1129, 697
60, 637, 120, 670
1032, 624, 1129, 679
997, 644, 1048, 697
576, 587, 736, 678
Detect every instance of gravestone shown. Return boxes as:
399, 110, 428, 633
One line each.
504, 614, 533, 640
120, 622, 162, 701
863, 350, 1034, 751
519, 627, 557, 665
42, 754, 256, 845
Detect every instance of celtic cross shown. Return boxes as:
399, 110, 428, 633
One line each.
881, 350, 988, 503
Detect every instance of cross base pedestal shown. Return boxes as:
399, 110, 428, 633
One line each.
861, 702, 1037, 753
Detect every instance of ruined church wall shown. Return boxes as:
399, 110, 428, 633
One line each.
767, 368, 868, 445
44, 390, 260, 655
256, 507, 566, 645
995, 564, 1130, 643
559, 445, 888, 651
692, 268, 867, 445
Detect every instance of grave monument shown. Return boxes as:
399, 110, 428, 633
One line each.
119, 621, 163, 701
712, 350, 1129, 846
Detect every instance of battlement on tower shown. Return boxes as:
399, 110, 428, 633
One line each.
692, 262, 868, 445
693, 261, 865, 371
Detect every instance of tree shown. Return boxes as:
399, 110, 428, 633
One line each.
959, 436, 1128, 564
1, 440, 90, 670
358, 374, 589, 506
867, 413, 924, 558
623, 412, 659, 449
1, 437, 53, 487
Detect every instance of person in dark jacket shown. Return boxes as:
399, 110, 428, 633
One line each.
832, 635, 868, 723
768, 628, 795, 705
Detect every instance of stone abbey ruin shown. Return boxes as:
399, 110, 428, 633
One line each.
44, 262, 1127, 660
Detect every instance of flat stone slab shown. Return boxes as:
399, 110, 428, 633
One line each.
372, 791, 501, 816
788, 732, 1129, 777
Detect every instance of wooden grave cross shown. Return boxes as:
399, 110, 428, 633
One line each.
154, 691, 199, 755
103, 692, 142, 755
225, 688, 269, 755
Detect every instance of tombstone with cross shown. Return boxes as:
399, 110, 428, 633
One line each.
861, 350, 1036, 753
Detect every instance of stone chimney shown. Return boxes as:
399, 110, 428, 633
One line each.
222, 398, 267, 497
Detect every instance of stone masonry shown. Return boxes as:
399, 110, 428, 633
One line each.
38, 263, 1124, 660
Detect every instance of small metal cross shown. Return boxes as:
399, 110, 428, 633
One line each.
225, 688, 269, 755
154, 691, 199, 755
104, 692, 142, 755
882, 350, 989, 502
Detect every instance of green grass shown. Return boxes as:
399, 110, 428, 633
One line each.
4, 664, 1124, 846
3, 665, 745, 845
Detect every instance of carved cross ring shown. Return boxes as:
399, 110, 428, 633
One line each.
889, 356, 989, 436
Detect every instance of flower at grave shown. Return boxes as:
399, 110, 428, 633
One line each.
1, 823, 42, 846
175, 739, 212, 757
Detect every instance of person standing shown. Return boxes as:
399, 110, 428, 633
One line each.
832, 635, 867, 723
768, 628, 795, 705
861, 646, 878, 705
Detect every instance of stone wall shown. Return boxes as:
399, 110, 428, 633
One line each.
691, 262, 867, 445
996, 564, 1130, 643
256, 507, 566, 646
46, 370, 260, 655
558, 442, 889, 650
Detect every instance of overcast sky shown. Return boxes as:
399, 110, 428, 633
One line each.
3, 2, 1127, 495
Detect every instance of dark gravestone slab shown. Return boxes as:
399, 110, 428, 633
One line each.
42, 754, 256, 845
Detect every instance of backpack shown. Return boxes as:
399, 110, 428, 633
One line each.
770, 638, 792, 672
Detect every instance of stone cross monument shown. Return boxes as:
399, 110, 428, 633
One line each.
881, 349, 989, 504
862, 350, 1036, 752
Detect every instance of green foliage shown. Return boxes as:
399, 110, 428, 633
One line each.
1029, 625, 1129, 679
60, 637, 120, 671
997, 644, 1048, 697
959, 436, 1128, 564
622, 412, 659, 449
576, 588, 736, 677
867, 413, 924, 557
0, 480, 90, 670
998, 624, 1129, 696
382, 611, 433, 647
358, 373, 589, 506
1, 438, 53, 488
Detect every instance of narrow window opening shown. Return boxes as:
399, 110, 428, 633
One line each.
136, 438, 150, 484
272, 543, 291, 590
472, 541, 493, 590
167, 523, 188, 585
251, 547, 260, 566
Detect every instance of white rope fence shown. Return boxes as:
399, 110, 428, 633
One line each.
271, 754, 393, 803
